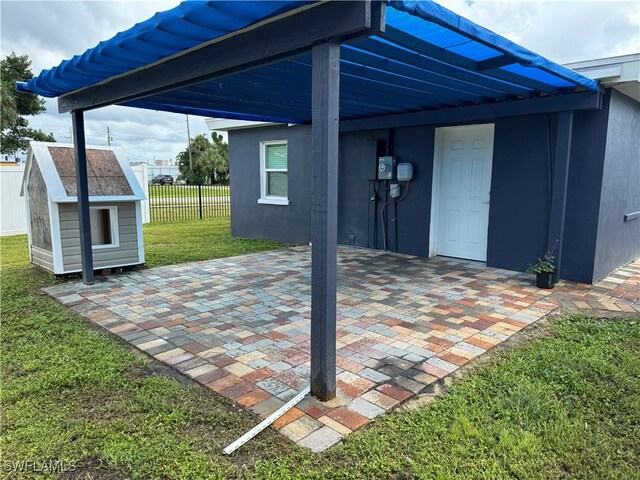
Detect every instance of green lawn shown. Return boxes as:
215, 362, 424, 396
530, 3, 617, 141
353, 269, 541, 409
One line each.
143, 218, 281, 267
2, 220, 639, 479
148, 184, 229, 199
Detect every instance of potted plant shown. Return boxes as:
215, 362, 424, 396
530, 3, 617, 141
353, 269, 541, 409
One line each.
526, 251, 558, 289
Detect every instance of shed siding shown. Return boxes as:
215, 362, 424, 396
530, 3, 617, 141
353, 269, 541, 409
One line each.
31, 245, 54, 273
27, 160, 52, 251
58, 202, 141, 271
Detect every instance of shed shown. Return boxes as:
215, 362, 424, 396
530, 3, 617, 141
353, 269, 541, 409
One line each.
21, 142, 146, 274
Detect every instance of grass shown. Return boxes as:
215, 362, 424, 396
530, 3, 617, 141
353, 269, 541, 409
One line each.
148, 184, 229, 199
1, 219, 639, 479
150, 207, 230, 223
143, 218, 281, 267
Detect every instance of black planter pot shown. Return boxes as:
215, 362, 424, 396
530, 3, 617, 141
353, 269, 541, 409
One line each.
536, 271, 557, 289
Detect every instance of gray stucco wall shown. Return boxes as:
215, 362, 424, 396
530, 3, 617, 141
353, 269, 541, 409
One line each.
227, 94, 635, 284
59, 202, 141, 272
385, 126, 435, 256
229, 118, 557, 272
230, 124, 437, 255
487, 115, 551, 273
593, 89, 640, 281
229, 124, 312, 244
337, 129, 385, 250
560, 95, 610, 283
337, 126, 435, 256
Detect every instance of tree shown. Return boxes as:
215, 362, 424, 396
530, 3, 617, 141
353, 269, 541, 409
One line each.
1, 52, 55, 155
1, 82, 17, 131
176, 132, 229, 185
208, 132, 229, 183
176, 134, 214, 185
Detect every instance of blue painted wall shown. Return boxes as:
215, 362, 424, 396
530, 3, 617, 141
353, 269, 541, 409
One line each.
229, 124, 312, 243
227, 91, 638, 284
487, 115, 552, 273
386, 126, 435, 256
338, 126, 436, 255
560, 95, 610, 283
337, 129, 386, 250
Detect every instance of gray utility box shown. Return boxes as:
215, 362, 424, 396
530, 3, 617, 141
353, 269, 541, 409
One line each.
397, 162, 414, 181
377, 156, 396, 180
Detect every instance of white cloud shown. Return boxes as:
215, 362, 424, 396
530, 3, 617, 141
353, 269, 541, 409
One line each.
1, 0, 207, 162
435, 0, 640, 63
2, 0, 638, 161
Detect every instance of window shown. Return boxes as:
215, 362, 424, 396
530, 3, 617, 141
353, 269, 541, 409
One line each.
259, 141, 289, 205
90, 206, 119, 248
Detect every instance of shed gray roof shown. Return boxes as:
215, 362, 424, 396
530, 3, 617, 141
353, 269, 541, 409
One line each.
21, 142, 146, 203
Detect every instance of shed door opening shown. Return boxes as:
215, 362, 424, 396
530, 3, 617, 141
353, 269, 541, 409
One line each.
90, 207, 115, 247
432, 124, 494, 262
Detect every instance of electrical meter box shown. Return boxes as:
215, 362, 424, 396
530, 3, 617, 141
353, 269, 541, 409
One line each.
378, 156, 396, 180
397, 163, 414, 181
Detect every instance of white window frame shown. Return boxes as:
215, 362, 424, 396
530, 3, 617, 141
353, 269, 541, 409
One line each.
258, 140, 290, 205
90, 205, 120, 249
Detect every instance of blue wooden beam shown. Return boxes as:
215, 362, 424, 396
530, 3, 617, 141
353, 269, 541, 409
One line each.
298, 56, 469, 107
59, 1, 379, 114
71, 110, 95, 284
547, 111, 574, 277
342, 44, 512, 101
121, 100, 302, 125
476, 55, 516, 72
310, 41, 340, 401
382, 25, 560, 95
352, 37, 532, 97
161, 80, 396, 118
216, 65, 432, 113
266, 59, 449, 109
340, 91, 601, 132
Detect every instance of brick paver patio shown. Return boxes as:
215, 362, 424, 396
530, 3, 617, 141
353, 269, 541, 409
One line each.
45, 246, 640, 452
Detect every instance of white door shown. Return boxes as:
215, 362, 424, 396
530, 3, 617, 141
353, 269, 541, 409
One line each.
434, 124, 494, 261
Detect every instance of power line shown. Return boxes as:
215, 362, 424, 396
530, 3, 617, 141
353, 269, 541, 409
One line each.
29, 124, 197, 143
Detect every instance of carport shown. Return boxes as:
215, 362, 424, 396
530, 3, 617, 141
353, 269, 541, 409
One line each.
18, 0, 601, 401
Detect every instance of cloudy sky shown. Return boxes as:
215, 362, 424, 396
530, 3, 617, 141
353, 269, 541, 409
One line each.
1, 0, 639, 163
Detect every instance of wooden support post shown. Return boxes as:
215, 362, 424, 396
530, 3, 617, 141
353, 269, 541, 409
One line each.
310, 41, 340, 401
547, 111, 574, 277
72, 110, 95, 284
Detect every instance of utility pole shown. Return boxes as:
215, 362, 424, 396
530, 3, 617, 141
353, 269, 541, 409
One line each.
186, 114, 193, 171
107, 126, 112, 146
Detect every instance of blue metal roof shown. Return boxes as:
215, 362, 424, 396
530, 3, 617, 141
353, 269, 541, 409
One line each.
17, 0, 600, 123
